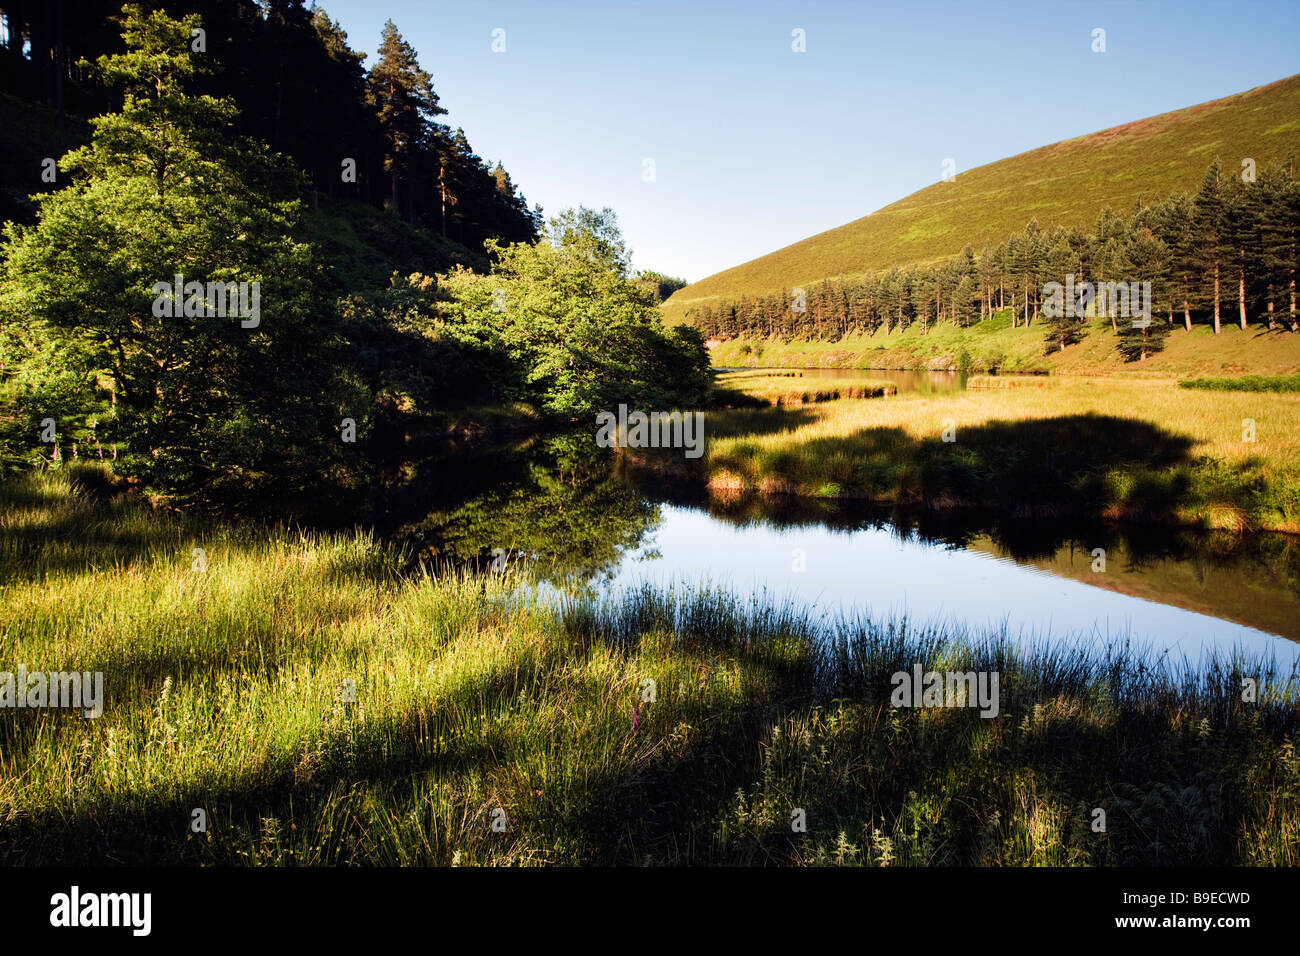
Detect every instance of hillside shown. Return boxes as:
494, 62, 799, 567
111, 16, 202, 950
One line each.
0, 93, 91, 226
0, 94, 488, 288
664, 74, 1300, 324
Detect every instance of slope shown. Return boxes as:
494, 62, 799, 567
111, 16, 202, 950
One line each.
664, 74, 1300, 324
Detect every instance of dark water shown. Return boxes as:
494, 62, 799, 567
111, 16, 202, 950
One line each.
365, 429, 1300, 666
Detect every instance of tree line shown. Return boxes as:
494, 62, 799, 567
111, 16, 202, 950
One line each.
0, 0, 539, 251
688, 158, 1300, 361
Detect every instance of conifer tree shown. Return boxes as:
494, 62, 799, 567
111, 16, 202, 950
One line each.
1117, 226, 1170, 361
367, 20, 445, 219
1193, 160, 1226, 333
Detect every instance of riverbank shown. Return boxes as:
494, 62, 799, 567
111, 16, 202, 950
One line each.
0, 472, 1297, 865
622, 376, 1300, 534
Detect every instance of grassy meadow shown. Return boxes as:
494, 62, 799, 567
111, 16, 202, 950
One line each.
1, 470, 1297, 866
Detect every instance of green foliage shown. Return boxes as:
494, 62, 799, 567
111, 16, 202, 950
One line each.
302, 199, 486, 291
1179, 374, 1300, 392
437, 207, 711, 417
633, 269, 688, 304
334, 272, 507, 421
0, 5, 344, 492
0, 11, 704, 497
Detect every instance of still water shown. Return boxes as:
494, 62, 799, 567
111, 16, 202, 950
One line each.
366, 419, 1300, 667
606, 500, 1299, 662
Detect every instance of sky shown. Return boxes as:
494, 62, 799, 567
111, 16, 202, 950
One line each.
317, 0, 1300, 283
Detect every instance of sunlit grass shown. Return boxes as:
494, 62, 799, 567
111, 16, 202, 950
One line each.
1181, 374, 1300, 393
706, 316, 1300, 379
689, 378, 1300, 531
714, 370, 896, 406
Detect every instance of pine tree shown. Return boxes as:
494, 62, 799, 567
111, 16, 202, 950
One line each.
978, 242, 996, 318
1117, 226, 1170, 361
1023, 219, 1043, 324
951, 274, 976, 327
1092, 208, 1130, 332
1223, 174, 1263, 331
1193, 160, 1226, 333
367, 20, 445, 219
1155, 194, 1196, 331
1265, 160, 1300, 330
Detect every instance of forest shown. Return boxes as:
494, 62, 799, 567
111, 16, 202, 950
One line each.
686, 160, 1300, 362
0, 2, 710, 500
0, 0, 539, 245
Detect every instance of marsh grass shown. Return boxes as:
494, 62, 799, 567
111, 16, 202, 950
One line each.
966, 374, 1062, 390
1, 473, 1297, 866
705, 316, 1300, 380
662, 378, 1300, 532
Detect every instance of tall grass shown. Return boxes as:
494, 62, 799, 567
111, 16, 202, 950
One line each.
966, 374, 1061, 390
667, 377, 1300, 532
706, 316, 1300, 380
1180, 374, 1300, 393
1, 472, 1297, 865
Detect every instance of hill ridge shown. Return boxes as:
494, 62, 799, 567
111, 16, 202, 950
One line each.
664, 74, 1300, 323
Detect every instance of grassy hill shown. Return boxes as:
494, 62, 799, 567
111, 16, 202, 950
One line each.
664, 74, 1300, 324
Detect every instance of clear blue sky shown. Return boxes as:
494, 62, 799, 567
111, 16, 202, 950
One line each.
317, 0, 1300, 282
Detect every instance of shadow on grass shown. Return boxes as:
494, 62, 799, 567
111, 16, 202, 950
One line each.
4, 595, 1296, 867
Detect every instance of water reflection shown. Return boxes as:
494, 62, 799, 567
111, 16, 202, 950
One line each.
375, 432, 659, 588
361, 431, 1300, 657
